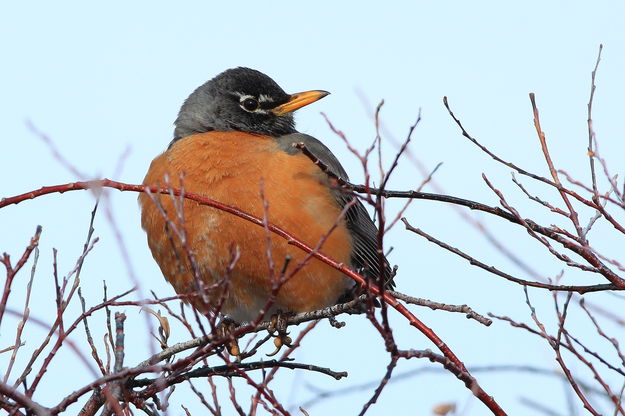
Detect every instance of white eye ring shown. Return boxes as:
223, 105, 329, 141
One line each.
240, 96, 260, 112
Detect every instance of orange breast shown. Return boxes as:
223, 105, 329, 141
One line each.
139, 131, 353, 321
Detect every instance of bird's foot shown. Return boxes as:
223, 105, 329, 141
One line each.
215, 317, 241, 360
266, 310, 293, 357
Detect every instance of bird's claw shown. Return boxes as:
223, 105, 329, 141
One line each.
266, 333, 292, 357
216, 318, 241, 360
266, 311, 292, 356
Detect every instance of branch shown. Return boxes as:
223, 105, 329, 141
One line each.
401, 218, 615, 293
2, 180, 506, 415
0, 381, 50, 416
131, 359, 347, 387
388, 291, 492, 326
0, 226, 42, 325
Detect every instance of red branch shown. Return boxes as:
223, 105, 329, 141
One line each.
0, 226, 42, 325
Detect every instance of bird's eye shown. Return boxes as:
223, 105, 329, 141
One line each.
241, 97, 260, 112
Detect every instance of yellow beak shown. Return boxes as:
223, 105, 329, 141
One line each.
271, 90, 330, 116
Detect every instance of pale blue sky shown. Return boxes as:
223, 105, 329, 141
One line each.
1, 1, 625, 415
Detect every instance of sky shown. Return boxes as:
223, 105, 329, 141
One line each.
1, 1, 625, 415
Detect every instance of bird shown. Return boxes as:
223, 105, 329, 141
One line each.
139, 67, 392, 324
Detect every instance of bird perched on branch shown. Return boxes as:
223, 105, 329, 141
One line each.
140, 67, 392, 324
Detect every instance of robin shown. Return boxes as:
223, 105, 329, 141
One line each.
140, 67, 391, 324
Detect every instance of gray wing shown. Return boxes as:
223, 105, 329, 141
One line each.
275, 133, 393, 289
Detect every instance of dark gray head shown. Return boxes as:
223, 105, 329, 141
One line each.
173, 67, 329, 143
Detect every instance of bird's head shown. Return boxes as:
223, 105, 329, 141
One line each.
173, 67, 329, 142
